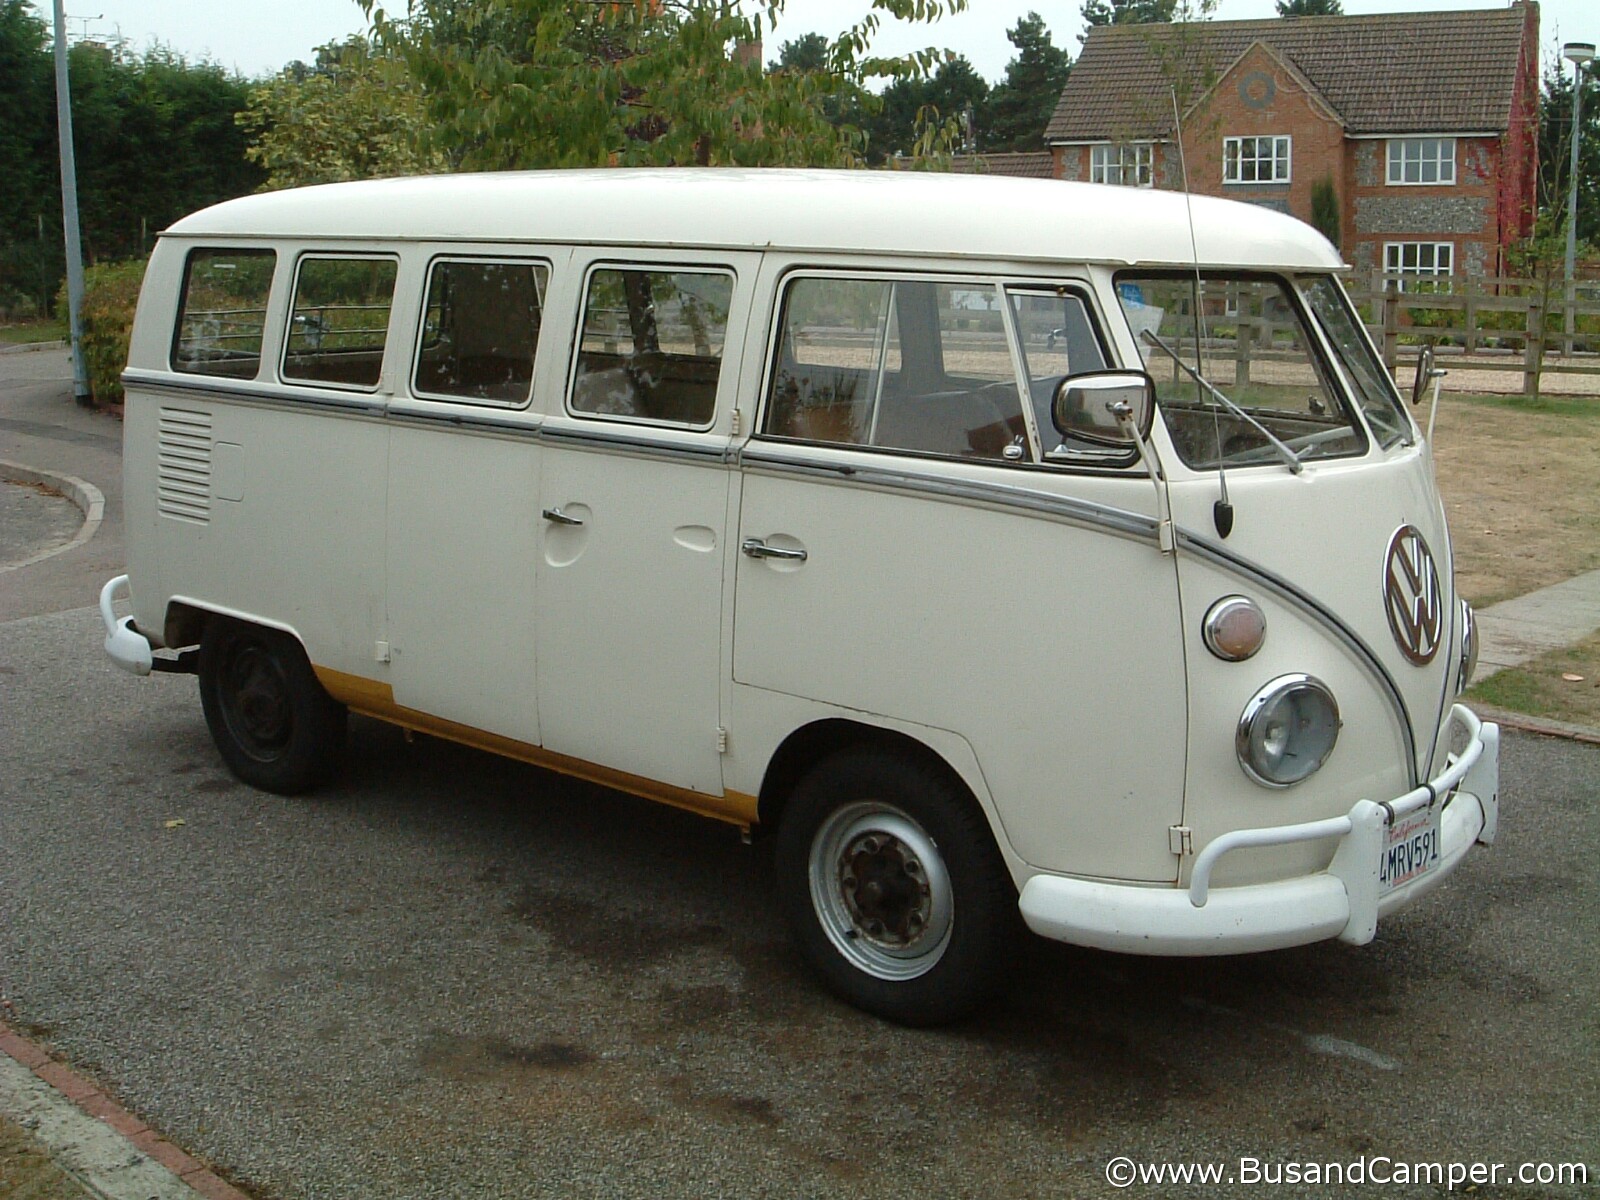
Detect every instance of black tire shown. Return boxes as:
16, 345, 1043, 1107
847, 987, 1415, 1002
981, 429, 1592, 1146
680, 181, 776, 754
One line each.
198, 617, 347, 795
774, 749, 1021, 1026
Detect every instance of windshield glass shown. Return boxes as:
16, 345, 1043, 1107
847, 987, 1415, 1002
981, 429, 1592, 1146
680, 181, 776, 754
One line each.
1299, 275, 1412, 449
1117, 273, 1366, 470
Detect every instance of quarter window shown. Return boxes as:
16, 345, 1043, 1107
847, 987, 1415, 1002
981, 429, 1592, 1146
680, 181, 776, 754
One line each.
1384, 241, 1453, 290
172, 249, 276, 379
1387, 138, 1456, 185
413, 259, 549, 405
1090, 143, 1152, 187
764, 276, 1030, 462
569, 266, 733, 428
283, 256, 398, 390
1224, 135, 1291, 184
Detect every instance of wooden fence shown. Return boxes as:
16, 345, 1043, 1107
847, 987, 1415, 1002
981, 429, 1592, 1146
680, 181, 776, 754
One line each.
1345, 271, 1600, 396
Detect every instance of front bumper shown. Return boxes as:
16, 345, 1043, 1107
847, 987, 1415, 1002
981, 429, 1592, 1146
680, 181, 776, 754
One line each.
1018, 704, 1499, 956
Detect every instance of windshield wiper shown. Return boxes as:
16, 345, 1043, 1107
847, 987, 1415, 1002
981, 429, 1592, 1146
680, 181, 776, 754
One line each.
1141, 329, 1305, 475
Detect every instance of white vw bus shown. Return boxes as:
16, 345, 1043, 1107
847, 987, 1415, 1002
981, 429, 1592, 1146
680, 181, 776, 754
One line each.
100, 170, 1498, 1024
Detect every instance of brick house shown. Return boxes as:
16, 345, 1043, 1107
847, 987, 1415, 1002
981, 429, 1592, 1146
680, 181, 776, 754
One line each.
1044, 4, 1541, 280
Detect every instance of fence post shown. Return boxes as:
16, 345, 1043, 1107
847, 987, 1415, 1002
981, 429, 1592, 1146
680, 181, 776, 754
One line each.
1523, 292, 1544, 397
1463, 276, 1479, 355
1382, 278, 1399, 374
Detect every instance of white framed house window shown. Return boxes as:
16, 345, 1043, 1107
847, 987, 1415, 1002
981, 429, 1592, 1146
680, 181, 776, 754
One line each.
1384, 241, 1454, 290
1223, 135, 1291, 184
1387, 138, 1456, 185
1090, 143, 1153, 187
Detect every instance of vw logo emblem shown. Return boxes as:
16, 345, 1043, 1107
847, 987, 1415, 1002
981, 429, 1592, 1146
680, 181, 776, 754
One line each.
1383, 525, 1443, 665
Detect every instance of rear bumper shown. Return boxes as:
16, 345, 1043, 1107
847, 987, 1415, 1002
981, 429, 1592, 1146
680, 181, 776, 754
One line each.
1018, 704, 1499, 956
99, 574, 153, 675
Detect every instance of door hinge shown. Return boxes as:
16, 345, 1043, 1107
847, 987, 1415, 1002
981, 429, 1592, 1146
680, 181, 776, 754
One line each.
716, 726, 729, 754
731, 408, 743, 436
1169, 825, 1193, 856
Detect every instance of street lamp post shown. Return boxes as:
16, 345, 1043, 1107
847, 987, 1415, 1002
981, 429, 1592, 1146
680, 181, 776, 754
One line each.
51, 0, 90, 405
1563, 41, 1595, 352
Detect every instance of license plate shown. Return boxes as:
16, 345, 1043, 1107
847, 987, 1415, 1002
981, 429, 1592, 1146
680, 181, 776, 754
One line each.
1380, 804, 1443, 892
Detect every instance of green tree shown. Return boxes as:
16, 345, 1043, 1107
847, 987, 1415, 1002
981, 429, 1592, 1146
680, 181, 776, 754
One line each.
770, 31, 829, 73
1275, 0, 1342, 14
237, 37, 447, 189
861, 55, 987, 161
1080, 0, 1178, 34
357, 0, 967, 170
0, 0, 58, 314
1539, 58, 1600, 248
1310, 175, 1340, 251
983, 12, 1071, 152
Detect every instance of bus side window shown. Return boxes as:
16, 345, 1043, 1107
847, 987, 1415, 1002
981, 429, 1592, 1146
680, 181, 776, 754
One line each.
171, 249, 276, 379
412, 259, 549, 406
569, 266, 733, 428
282, 256, 398, 391
764, 275, 1029, 462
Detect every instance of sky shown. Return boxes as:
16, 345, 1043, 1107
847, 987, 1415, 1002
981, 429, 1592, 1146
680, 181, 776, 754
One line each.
32, 0, 1599, 84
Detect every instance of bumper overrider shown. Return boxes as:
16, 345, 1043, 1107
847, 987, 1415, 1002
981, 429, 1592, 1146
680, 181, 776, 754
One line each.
1019, 704, 1499, 955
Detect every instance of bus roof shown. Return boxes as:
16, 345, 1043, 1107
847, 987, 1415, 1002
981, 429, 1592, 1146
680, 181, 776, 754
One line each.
166, 168, 1343, 271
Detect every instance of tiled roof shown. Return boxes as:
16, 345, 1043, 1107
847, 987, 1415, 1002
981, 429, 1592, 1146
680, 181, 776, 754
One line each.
945, 152, 1057, 178
1046, 5, 1533, 142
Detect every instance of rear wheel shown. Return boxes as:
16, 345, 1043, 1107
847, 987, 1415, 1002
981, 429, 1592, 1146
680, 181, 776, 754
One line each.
774, 749, 1020, 1025
198, 618, 346, 795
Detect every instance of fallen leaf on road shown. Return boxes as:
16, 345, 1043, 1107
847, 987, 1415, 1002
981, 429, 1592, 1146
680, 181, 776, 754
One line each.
1560, 673, 1585, 683
164, 818, 186, 829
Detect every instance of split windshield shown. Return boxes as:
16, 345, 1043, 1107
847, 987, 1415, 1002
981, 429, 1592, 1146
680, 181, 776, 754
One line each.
1117, 273, 1373, 470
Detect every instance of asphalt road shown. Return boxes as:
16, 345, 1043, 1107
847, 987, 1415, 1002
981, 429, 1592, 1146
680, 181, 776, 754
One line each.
0, 605, 1595, 1199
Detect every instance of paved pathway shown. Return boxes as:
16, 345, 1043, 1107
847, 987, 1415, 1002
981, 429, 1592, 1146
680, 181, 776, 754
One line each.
1474, 568, 1600, 679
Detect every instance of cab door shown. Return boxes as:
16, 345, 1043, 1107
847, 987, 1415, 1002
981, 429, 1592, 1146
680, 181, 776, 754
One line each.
533, 256, 753, 797
732, 272, 1187, 883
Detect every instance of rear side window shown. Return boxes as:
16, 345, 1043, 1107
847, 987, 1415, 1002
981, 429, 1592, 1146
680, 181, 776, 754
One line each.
569, 266, 734, 428
283, 256, 398, 390
172, 249, 276, 379
764, 276, 1030, 462
414, 258, 550, 405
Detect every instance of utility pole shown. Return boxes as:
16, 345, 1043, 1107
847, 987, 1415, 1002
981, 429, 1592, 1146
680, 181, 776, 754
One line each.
52, 0, 91, 405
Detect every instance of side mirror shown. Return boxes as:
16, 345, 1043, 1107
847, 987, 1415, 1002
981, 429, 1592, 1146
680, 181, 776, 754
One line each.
1411, 341, 1436, 406
1052, 371, 1155, 448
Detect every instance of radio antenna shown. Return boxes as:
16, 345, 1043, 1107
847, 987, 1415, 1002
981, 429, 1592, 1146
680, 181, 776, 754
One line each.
1171, 86, 1233, 538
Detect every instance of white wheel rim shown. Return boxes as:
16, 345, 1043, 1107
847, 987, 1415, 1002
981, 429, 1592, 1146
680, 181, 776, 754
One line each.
807, 801, 954, 981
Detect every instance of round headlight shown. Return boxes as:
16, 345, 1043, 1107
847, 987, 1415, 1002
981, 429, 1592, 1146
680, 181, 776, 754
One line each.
1458, 599, 1479, 694
1236, 674, 1341, 788
1203, 596, 1267, 661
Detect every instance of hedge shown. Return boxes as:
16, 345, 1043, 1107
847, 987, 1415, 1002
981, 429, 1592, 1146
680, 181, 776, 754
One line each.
58, 257, 147, 405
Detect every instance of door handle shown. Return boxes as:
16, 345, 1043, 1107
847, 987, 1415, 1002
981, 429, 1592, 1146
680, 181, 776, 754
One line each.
742, 537, 807, 562
542, 507, 584, 527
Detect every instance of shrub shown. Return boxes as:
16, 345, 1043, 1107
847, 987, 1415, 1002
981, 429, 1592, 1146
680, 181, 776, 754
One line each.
58, 258, 147, 404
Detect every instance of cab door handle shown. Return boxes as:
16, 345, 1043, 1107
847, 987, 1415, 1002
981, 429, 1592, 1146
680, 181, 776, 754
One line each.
742, 537, 807, 562
542, 507, 584, 527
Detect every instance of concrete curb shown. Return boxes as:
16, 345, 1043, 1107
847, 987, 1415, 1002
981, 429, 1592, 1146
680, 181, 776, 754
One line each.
0, 339, 67, 354
1467, 703, 1600, 747
0, 1023, 251, 1200
0, 459, 105, 575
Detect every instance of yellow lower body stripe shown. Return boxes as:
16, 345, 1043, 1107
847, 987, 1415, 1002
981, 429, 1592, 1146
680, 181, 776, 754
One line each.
313, 666, 759, 828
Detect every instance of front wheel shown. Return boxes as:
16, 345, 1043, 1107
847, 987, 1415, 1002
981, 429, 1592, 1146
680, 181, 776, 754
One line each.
774, 750, 1020, 1025
198, 618, 346, 795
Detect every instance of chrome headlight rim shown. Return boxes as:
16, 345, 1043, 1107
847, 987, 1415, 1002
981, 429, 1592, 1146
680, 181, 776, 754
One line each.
1236, 673, 1342, 789
1457, 598, 1479, 695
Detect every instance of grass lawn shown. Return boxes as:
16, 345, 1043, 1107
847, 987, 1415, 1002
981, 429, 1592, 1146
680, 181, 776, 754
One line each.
1468, 630, 1600, 729
0, 320, 66, 346
1428, 391, 1600, 608
1427, 391, 1600, 727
